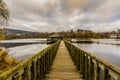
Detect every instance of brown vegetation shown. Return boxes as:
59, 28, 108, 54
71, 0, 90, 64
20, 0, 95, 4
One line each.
0, 48, 19, 74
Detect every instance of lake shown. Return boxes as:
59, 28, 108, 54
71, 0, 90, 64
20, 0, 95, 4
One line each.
0, 38, 48, 61
74, 39, 120, 67
8, 43, 48, 61
0, 38, 47, 48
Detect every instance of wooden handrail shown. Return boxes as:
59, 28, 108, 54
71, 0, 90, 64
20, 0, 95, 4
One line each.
0, 40, 60, 80
64, 41, 120, 80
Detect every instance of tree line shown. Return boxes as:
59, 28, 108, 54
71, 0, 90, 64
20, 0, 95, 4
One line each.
5, 29, 115, 39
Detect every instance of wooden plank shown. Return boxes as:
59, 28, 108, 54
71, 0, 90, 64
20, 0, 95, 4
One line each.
45, 41, 83, 80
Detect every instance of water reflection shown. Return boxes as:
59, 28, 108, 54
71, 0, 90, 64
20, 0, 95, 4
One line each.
1, 38, 48, 61
74, 39, 120, 67
8, 44, 48, 61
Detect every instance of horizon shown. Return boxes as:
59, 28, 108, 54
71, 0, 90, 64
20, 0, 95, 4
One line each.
4, 0, 120, 32
4, 27, 120, 33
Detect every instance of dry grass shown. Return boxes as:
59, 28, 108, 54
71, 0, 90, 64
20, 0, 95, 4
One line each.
0, 49, 19, 74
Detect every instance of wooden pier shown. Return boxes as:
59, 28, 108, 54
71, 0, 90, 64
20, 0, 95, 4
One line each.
45, 41, 82, 80
0, 40, 120, 80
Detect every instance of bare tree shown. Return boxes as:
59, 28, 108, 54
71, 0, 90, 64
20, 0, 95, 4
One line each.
0, 0, 9, 28
0, 0, 9, 40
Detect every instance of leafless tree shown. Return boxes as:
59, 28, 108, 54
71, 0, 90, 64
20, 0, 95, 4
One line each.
0, 0, 9, 28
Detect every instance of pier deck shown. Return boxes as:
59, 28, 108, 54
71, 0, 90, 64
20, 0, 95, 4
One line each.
45, 41, 83, 80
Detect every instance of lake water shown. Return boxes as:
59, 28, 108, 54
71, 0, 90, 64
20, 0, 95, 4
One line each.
0, 38, 48, 61
0, 38, 47, 48
8, 43, 48, 61
1, 38, 47, 43
74, 39, 120, 67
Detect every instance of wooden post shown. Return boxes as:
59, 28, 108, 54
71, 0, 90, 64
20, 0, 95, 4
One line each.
40, 55, 44, 79
28, 63, 32, 80
19, 68, 24, 80
88, 56, 90, 80
36, 58, 41, 79
94, 60, 100, 80
77, 50, 80, 70
47, 51, 50, 70
90, 59, 94, 80
31, 60, 37, 80
80, 51, 83, 74
82, 53, 85, 79
12, 72, 19, 80
44, 53, 47, 74
22, 63, 31, 80
104, 68, 111, 80
85, 55, 89, 79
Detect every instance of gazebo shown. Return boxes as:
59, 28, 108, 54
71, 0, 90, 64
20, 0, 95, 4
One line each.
47, 34, 63, 43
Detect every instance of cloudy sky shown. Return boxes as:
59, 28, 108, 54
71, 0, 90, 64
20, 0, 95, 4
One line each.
4, 0, 120, 32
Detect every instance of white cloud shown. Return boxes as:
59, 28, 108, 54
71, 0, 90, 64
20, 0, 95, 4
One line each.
69, 13, 87, 24
88, 0, 120, 22
3, 0, 120, 32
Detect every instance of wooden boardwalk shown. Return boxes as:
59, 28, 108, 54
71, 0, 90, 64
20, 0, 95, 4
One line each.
45, 41, 83, 80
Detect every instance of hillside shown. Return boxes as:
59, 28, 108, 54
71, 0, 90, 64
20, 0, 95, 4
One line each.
4, 28, 35, 34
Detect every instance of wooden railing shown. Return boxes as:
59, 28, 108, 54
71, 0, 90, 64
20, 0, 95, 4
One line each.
0, 40, 60, 80
64, 41, 120, 80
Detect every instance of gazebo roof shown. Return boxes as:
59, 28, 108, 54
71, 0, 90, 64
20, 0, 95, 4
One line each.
49, 34, 63, 38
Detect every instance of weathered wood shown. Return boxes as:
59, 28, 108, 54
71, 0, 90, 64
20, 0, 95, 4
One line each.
45, 41, 83, 80
64, 41, 120, 80
0, 41, 60, 80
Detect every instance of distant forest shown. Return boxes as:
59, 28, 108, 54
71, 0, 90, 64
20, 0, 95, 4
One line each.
4, 29, 120, 39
